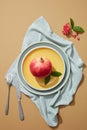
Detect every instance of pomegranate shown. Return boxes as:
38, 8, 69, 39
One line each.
30, 57, 52, 78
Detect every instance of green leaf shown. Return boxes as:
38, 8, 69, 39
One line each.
73, 26, 84, 33
70, 18, 74, 29
45, 75, 50, 85
51, 71, 62, 77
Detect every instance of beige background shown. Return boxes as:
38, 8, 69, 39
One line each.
0, 0, 87, 130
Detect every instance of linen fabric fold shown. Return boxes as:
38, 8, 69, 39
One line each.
5, 16, 83, 127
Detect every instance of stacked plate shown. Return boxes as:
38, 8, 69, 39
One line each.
17, 41, 70, 95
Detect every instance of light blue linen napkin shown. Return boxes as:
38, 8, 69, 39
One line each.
5, 16, 83, 127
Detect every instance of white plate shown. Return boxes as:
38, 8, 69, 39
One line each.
21, 45, 65, 91
17, 41, 70, 95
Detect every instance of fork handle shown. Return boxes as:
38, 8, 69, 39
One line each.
18, 100, 24, 121
5, 85, 10, 115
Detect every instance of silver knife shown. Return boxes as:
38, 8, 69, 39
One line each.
15, 83, 24, 121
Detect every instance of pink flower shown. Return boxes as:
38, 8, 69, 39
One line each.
77, 37, 80, 40
62, 23, 71, 36
72, 32, 78, 39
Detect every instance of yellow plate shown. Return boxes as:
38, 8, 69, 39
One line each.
22, 46, 65, 90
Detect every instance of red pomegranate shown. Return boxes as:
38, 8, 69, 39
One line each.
30, 57, 52, 78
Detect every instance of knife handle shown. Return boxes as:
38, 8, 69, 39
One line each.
18, 100, 24, 121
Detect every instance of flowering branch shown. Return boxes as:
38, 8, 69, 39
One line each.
62, 18, 84, 40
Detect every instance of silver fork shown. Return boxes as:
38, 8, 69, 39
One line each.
5, 83, 11, 115
5, 74, 13, 115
